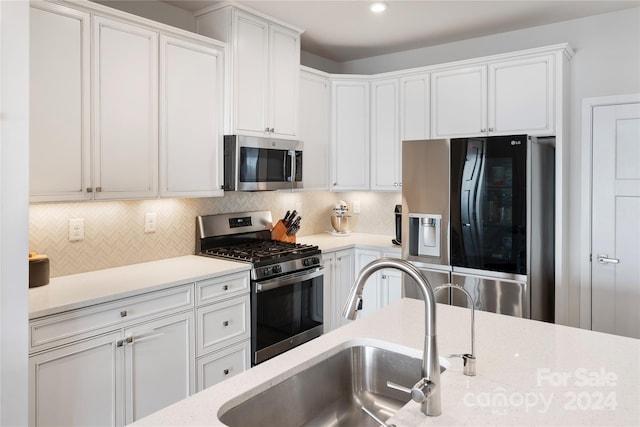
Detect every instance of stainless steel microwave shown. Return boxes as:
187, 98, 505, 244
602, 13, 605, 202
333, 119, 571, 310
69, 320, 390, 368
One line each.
223, 135, 303, 191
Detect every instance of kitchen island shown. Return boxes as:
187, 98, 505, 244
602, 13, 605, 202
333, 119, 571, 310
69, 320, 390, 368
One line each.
133, 298, 640, 426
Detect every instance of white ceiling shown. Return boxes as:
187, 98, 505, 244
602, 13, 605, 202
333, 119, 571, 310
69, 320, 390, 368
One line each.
163, 1, 639, 62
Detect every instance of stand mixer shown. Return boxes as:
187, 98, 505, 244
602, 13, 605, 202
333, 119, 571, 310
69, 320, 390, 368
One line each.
331, 201, 352, 236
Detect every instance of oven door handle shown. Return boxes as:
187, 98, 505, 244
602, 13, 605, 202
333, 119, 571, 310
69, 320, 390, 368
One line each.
255, 267, 324, 292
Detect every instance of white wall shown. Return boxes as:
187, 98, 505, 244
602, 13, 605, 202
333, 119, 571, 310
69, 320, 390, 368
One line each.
0, 1, 30, 425
93, 0, 196, 31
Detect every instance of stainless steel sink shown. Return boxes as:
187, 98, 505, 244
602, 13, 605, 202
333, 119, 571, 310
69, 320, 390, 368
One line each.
218, 345, 447, 427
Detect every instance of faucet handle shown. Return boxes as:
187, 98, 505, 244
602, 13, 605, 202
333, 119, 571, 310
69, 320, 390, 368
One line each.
448, 353, 476, 376
410, 378, 436, 403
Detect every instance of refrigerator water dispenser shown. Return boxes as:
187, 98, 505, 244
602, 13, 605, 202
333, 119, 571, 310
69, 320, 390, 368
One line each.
409, 214, 442, 258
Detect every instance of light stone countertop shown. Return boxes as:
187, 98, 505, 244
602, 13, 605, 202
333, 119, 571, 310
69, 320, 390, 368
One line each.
298, 232, 401, 253
133, 298, 640, 426
28, 255, 250, 319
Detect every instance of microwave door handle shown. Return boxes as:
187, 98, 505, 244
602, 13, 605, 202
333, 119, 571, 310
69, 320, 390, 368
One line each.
285, 150, 294, 182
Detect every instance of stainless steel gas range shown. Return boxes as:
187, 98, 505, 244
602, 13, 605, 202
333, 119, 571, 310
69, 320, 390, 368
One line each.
196, 211, 323, 365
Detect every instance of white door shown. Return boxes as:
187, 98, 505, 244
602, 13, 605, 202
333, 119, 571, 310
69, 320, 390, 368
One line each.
123, 312, 194, 424
159, 35, 223, 198
354, 249, 382, 318
299, 70, 330, 191
93, 16, 158, 199
431, 66, 487, 138
371, 79, 401, 191
333, 249, 355, 328
233, 11, 269, 136
269, 24, 300, 138
29, 332, 122, 427
331, 80, 370, 190
591, 102, 640, 339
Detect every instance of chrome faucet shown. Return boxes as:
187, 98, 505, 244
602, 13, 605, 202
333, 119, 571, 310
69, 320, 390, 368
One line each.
434, 284, 476, 376
342, 258, 442, 417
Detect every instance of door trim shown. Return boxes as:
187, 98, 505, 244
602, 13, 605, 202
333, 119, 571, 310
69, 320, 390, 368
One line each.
579, 94, 640, 330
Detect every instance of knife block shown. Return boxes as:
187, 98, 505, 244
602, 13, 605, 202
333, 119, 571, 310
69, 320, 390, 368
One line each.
271, 220, 296, 243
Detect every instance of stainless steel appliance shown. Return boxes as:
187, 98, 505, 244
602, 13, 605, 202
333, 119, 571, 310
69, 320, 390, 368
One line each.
196, 211, 323, 365
401, 136, 555, 322
224, 135, 303, 191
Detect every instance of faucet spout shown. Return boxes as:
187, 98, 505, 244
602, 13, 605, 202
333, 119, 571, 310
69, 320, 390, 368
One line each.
342, 257, 442, 416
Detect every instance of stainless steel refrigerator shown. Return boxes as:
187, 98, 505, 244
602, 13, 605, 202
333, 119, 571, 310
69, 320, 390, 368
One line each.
401, 136, 555, 322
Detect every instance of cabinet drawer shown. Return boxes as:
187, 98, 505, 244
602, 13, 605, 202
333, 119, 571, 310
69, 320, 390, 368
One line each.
196, 294, 250, 356
196, 272, 249, 305
30, 284, 194, 353
196, 340, 250, 391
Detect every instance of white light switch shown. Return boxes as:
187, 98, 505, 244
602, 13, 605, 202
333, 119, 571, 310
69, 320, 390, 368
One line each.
353, 200, 361, 214
68, 218, 85, 241
145, 212, 157, 233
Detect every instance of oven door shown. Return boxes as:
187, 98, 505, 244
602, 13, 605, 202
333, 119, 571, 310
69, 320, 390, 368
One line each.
252, 267, 323, 365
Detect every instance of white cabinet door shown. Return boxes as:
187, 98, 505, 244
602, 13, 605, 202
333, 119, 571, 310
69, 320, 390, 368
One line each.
159, 35, 223, 198
29, 2, 91, 202
93, 16, 158, 199
299, 69, 331, 190
354, 249, 382, 318
196, 340, 250, 391
400, 73, 430, 142
269, 24, 300, 138
371, 79, 401, 191
333, 249, 355, 328
331, 80, 370, 190
322, 252, 336, 332
380, 270, 403, 307
29, 331, 123, 427
233, 11, 269, 136
123, 311, 194, 424
489, 55, 555, 135
431, 66, 487, 138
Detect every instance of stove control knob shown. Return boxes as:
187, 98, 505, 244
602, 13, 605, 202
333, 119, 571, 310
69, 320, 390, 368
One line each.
262, 267, 272, 276
303, 258, 311, 267
312, 257, 320, 265
272, 265, 282, 274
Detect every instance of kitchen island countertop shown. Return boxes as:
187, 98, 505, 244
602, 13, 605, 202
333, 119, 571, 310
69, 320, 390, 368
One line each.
133, 298, 640, 426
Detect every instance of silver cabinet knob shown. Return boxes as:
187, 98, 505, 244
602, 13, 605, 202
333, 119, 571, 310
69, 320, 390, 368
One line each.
488, 127, 494, 132
481, 128, 487, 132
222, 320, 229, 327
223, 369, 229, 375
86, 187, 93, 193
120, 310, 127, 317
222, 285, 229, 291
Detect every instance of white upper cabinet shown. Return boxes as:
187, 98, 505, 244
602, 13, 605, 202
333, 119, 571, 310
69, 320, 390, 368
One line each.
400, 73, 431, 142
93, 16, 159, 200
196, 6, 301, 139
299, 68, 331, 191
370, 79, 401, 191
431, 65, 487, 138
431, 54, 556, 138
29, 2, 91, 202
159, 35, 224, 198
488, 55, 555, 135
331, 79, 370, 191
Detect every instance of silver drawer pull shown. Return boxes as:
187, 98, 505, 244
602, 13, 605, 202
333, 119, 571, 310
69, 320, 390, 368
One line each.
223, 369, 229, 375
597, 255, 620, 264
223, 320, 229, 327
223, 285, 229, 291
120, 310, 127, 317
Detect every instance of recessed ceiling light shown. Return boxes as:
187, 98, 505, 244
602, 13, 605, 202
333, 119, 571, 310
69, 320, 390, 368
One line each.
370, 2, 388, 13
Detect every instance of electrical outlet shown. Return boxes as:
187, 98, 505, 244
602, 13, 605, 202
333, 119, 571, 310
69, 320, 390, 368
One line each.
145, 212, 157, 233
68, 218, 85, 241
353, 200, 361, 214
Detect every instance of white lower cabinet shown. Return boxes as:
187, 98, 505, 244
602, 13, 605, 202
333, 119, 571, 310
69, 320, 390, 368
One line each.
123, 312, 194, 424
321, 249, 356, 332
29, 309, 194, 427
197, 340, 250, 392
353, 249, 403, 319
195, 272, 251, 391
29, 331, 122, 427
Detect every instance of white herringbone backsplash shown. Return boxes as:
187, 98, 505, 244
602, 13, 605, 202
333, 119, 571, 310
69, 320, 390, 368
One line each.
29, 191, 400, 277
